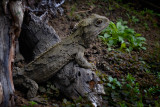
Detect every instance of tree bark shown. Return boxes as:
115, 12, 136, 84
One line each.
0, 3, 15, 107
19, 12, 61, 62
52, 61, 105, 106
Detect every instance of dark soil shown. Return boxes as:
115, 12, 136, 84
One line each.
14, 0, 160, 106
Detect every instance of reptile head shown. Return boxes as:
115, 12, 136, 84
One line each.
76, 14, 110, 48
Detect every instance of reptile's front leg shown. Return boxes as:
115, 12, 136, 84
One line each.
2, 0, 9, 14
75, 50, 94, 69
9, 0, 24, 39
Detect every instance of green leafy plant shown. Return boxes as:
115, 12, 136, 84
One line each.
144, 22, 149, 30
146, 42, 160, 75
126, 14, 139, 24
102, 73, 143, 106
22, 101, 37, 107
99, 20, 146, 52
147, 85, 160, 96
131, 16, 139, 24
117, 18, 128, 25
107, 76, 122, 89
29, 101, 37, 107
144, 8, 154, 15
96, 68, 160, 106
71, 5, 76, 16
39, 82, 59, 97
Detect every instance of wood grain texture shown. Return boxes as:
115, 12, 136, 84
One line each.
0, 6, 15, 106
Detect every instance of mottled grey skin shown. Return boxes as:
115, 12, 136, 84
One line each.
13, 14, 109, 100
20, 14, 110, 83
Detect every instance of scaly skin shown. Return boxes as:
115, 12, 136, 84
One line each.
20, 14, 110, 83
14, 14, 109, 99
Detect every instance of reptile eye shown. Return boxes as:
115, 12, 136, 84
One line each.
95, 19, 103, 27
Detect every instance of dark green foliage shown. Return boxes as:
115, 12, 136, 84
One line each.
96, 71, 160, 106
145, 42, 160, 79
99, 21, 146, 52
39, 82, 59, 98
22, 101, 38, 107
140, 8, 160, 17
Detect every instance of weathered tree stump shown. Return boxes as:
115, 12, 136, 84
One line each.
52, 61, 105, 106
0, 4, 15, 107
19, 12, 61, 61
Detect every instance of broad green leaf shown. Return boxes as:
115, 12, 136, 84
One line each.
137, 37, 146, 41
108, 39, 114, 46
117, 22, 123, 29
104, 33, 110, 38
130, 36, 136, 43
107, 83, 112, 87
123, 21, 128, 25
133, 42, 138, 47
135, 33, 141, 37
125, 28, 135, 34
129, 46, 133, 51
126, 48, 130, 52
118, 36, 124, 43
138, 43, 142, 47
98, 35, 104, 38
107, 47, 112, 51
141, 47, 146, 50
108, 76, 114, 82
120, 43, 126, 50
112, 85, 116, 89
109, 22, 117, 31
116, 81, 122, 87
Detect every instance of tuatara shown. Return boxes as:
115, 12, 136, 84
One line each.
14, 14, 109, 99
19, 14, 109, 82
